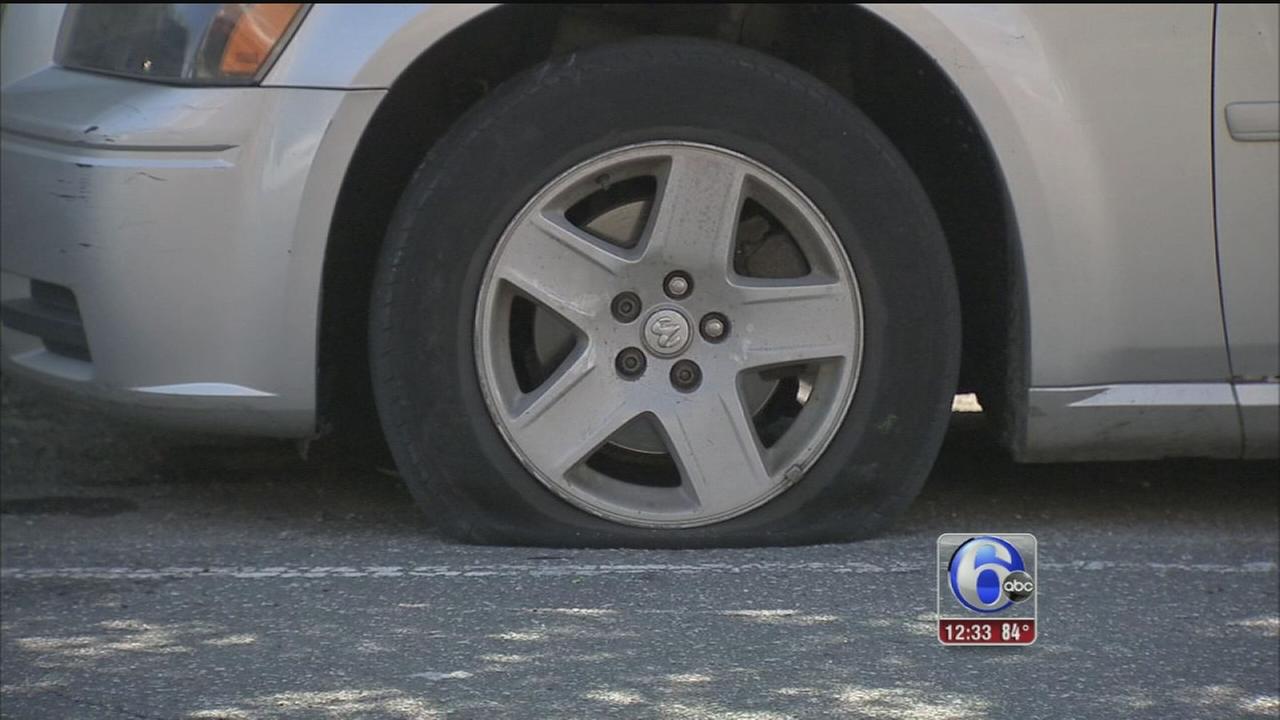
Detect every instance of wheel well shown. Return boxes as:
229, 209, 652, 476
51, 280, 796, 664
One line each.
318, 3, 1027, 449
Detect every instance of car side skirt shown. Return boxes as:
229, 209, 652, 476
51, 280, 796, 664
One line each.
1020, 383, 1278, 462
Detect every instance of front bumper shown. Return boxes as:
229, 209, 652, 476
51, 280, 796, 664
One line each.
1, 67, 382, 435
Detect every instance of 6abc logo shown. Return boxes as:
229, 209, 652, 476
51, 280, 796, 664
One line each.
938, 533, 1037, 645
949, 535, 1035, 612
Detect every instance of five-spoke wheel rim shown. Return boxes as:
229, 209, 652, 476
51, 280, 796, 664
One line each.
475, 142, 863, 528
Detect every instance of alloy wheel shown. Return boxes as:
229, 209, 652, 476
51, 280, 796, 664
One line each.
475, 142, 863, 528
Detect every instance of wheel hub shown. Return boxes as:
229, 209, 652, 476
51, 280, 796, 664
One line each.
641, 308, 692, 358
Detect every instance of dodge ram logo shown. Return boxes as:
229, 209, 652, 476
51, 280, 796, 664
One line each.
642, 309, 692, 357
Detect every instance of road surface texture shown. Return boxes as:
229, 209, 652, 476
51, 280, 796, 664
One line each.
1, 373, 1277, 719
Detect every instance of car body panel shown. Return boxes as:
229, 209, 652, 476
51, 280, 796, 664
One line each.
263, 4, 493, 89
866, 4, 1230, 387
1214, 4, 1279, 386
0, 66, 383, 434
1213, 5, 1280, 439
1214, 3, 1280, 459
0, 4, 65, 88
868, 4, 1272, 460
1024, 383, 1241, 461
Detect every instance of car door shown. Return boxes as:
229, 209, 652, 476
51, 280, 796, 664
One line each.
1213, 3, 1280, 457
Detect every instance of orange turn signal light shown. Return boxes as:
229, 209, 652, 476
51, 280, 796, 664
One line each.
219, 3, 303, 77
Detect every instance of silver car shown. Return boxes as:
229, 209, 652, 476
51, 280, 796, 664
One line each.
2, 4, 1277, 546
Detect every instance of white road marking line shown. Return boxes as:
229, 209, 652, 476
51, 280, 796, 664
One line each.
0, 560, 1273, 580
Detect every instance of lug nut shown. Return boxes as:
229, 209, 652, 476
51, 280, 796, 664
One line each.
670, 359, 702, 392
700, 313, 729, 342
616, 347, 647, 379
611, 292, 642, 323
664, 271, 692, 299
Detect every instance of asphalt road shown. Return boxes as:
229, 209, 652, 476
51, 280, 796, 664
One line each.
1, 373, 1277, 720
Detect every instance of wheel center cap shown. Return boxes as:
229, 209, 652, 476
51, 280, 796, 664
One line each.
642, 308, 692, 358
